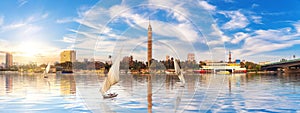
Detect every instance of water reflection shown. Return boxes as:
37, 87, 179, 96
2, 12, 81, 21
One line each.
0, 73, 87, 112
147, 75, 152, 113
60, 75, 76, 95
5, 74, 13, 93
0, 73, 300, 112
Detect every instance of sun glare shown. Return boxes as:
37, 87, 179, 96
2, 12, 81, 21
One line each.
12, 41, 59, 64
18, 42, 42, 57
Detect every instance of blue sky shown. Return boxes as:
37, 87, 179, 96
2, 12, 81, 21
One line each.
0, 0, 300, 64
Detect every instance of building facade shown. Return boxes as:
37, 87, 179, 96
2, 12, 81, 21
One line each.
5, 53, 13, 68
187, 53, 195, 62
166, 55, 170, 61
60, 50, 76, 63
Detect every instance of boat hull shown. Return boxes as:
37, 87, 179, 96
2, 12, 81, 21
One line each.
103, 93, 118, 98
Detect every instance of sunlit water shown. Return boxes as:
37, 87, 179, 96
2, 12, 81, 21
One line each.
1, 72, 300, 113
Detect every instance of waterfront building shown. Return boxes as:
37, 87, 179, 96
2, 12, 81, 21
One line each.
60, 50, 76, 63
259, 61, 270, 65
122, 56, 131, 63
84, 58, 88, 63
195, 61, 247, 74
194, 52, 246, 74
147, 19, 152, 67
90, 58, 95, 62
5, 53, 13, 68
166, 55, 170, 61
187, 53, 195, 62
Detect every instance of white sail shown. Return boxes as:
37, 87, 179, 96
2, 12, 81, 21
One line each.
174, 60, 185, 85
43, 63, 51, 78
45, 63, 51, 74
100, 54, 121, 95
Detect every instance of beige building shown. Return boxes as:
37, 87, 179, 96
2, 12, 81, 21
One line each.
60, 50, 76, 63
166, 55, 170, 61
187, 53, 195, 62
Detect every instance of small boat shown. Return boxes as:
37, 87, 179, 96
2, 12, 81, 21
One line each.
62, 69, 73, 73
165, 69, 175, 75
174, 60, 185, 87
43, 63, 51, 78
100, 53, 121, 98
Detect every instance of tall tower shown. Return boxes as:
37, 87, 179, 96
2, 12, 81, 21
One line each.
147, 18, 152, 67
228, 50, 232, 63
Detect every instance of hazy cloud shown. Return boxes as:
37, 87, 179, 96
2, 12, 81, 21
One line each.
251, 15, 262, 24
56, 17, 74, 24
18, 0, 28, 7
198, 1, 216, 11
220, 10, 249, 29
231, 32, 249, 44
0, 16, 3, 26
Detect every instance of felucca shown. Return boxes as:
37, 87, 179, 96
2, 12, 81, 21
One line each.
100, 54, 121, 98
174, 60, 185, 87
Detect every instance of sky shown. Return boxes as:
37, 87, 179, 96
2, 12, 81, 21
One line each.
0, 0, 300, 64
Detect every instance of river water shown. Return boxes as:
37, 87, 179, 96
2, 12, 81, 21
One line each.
0, 72, 300, 113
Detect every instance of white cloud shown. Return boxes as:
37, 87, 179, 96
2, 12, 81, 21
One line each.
224, 0, 234, 3
231, 32, 249, 44
293, 20, 300, 33
198, 1, 216, 11
2, 23, 26, 31
251, 15, 262, 24
251, 4, 259, 8
0, 39, 10, 52
228, 22, 300, 60
115, 8, 199, 42
72, 2, 201, 43
68, 29, 98, 40
108, 4, 129, 18
253, 28, 294, 41
210, 24, 230, 44
0, 16, 3, 26
42, 13, 49, 19
18, 0, 28, 7
62, 0, 218, 61
56, 17, 74, 24
0, 13, 62, 64
148, 0, 191, 22
241, 38, 291, 57
61, 37, 76, 43
220, 11, 249, 29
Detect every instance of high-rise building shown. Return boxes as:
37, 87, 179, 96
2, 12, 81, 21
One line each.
147, 18, 152, 67
5, 53, 13, 68
228, 50, 232, 63
187, 53, 195, 62
122, 56, 131, 63
60, 50, 76, 63
84, 58, 88, 63
166, 55, 170, 61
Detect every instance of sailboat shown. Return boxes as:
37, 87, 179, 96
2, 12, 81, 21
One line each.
43, 63, 51, 78
100, 54, 121, 98
174, 60, 185, 87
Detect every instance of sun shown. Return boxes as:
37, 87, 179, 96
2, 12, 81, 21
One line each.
18, 42, 42, 57
14, 41, 60, 64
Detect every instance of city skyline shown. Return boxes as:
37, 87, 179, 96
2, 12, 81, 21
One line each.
1, 0, 300, 64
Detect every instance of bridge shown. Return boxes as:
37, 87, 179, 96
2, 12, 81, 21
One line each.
261, 58, 300, 73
